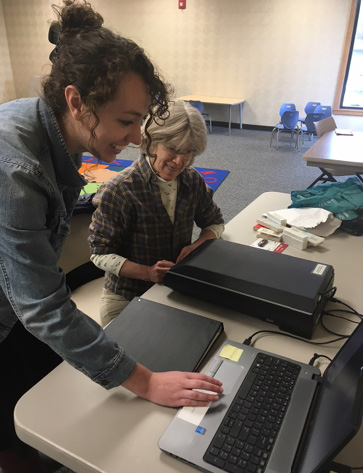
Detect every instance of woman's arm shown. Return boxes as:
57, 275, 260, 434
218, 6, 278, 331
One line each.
91, 253, 174, 283
123, 362, 223, 407
176, 228, 220, 263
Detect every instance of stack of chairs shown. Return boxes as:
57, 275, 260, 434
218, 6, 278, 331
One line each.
314, 105, 332, 119
299, 112, 326, 145
270, 104, 300, 150
271, 102, 333, 150
299, 101, 321, 125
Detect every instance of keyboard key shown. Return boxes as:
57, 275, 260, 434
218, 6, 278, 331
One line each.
204, 353, 300, 473
205, 452, 225, 468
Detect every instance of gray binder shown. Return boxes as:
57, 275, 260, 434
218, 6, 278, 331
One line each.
104, 297, 224, 372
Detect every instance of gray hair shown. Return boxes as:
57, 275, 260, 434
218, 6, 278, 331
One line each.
140, 100, 207, 165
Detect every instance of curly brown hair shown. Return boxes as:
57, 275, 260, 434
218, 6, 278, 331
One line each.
43, 0, 171, 146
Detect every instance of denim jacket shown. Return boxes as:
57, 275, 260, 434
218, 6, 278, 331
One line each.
0, 97, 136, 388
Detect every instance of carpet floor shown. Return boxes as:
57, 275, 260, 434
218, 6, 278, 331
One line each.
83, 126, 356, 227
81, 156, 230, 193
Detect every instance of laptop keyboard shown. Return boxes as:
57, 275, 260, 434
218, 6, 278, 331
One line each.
204, 352, 301, 473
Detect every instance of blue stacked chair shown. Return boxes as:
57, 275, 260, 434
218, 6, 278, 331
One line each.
314, 105, 332, 119
279, 103, 296, 117
189, 100, 212, 132
299, 101, 321, 124
270, 110, 300, 150
299, 112, 326, 145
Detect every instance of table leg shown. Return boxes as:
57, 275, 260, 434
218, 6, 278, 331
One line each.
229, 105, 232, 135
239, 103, 243, 130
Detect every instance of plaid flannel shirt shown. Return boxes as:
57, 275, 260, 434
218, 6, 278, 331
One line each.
89, 155, 224, 299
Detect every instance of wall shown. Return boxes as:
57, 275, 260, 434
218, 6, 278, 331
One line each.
2, 0, 363, 129
0, 0, 15, 103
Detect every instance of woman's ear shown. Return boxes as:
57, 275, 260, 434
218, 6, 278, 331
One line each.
64, 85, 84, 120
148, 143, 157, 156
147, 143, 158, 161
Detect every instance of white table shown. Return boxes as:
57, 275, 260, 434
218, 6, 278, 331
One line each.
303, 130, 363, 187
177, 95, 245, 134
14, 192, 363, 473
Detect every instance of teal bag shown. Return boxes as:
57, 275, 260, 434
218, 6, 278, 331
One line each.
289, 176, 363, 221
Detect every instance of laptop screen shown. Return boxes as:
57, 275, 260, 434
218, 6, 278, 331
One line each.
295, 321, 363, 473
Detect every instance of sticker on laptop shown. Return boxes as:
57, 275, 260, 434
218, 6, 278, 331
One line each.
177, 403, 211, 425
176, 387, 217, 425
195, 426, 207, 435
312, 264, 327, 276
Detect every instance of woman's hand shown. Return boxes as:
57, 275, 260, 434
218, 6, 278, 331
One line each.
176, 243, 197, 263
122, 363, 223, 407
120, 259, 174, 283
145, 260, 174, 283
176, 229, 218, 264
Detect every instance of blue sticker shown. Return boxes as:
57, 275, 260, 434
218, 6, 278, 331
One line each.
196, 426, 206, 435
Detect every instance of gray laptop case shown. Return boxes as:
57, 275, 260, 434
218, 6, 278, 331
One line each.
159, 321, 363, 473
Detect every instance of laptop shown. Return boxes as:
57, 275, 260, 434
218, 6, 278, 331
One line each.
104, 297, 224, 373
158, 321, 363, 473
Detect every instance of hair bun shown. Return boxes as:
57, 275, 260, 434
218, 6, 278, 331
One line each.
48, 22, 61, 62
48, 22, 61, 45
48, 1, 104, 62
60, 1, 104, 34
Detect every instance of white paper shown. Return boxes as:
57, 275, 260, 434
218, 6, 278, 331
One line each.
176, 388, 217, 425
272, 208, 341, 237
177, 404, 210, 425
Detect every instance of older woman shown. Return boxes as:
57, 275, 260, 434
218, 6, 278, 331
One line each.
89, 100, 225, 326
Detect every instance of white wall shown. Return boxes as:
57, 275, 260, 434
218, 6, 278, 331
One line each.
0, 0, 16, 103
2, 0, 363, 129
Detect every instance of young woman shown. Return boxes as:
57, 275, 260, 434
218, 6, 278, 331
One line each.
0, 2, 222, 471
89, 100, 225, 326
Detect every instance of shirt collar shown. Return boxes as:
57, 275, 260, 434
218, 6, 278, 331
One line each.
138, 154, 192, 188
39, 97, 86, 189
145, 155, 174, 183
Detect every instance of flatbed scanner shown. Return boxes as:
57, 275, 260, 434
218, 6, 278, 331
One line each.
164, 239, 335, 339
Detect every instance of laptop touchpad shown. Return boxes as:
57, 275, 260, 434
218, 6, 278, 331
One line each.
214, 361, 244, 395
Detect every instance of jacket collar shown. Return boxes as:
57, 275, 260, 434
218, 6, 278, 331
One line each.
39, 97, 86, 189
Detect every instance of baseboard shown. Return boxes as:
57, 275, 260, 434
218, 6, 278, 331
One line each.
212, 121, 274, 132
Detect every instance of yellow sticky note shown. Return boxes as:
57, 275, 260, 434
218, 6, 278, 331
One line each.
219, 344, 243, 362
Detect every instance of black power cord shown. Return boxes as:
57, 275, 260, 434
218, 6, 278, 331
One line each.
308, 353, 332, 366
329, 296, 362, 319
243, 292, 361, 347
320, 295, 363, 338
242, 295, 361, 367
243, 329, 346, 348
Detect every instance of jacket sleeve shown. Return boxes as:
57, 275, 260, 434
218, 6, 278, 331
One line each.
0, 163, 136, 389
